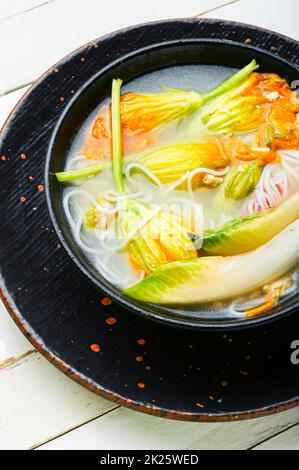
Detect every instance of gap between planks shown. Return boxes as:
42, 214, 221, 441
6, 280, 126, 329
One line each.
249, 422, 299, 450
0, 349, 36, 371
30, 405, 121, 449
195, 0, 239, 17
0, 0, 55, 21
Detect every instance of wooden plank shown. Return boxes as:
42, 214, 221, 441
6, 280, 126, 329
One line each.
0, 299, 32, 364
0, 85, 30, 129
38, 405, 299, 450
0, 0, 237, 95
253, 424, 299, 450
205, 0, 299, 40
0, 0, 52, 20
0, 350, 117, 450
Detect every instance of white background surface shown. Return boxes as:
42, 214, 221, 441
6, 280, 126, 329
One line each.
0, 0, 299, 450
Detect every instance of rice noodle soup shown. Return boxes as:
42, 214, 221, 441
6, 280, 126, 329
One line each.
56, 61, 299, 318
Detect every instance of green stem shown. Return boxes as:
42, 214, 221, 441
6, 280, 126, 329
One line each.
202, 59, 259, 102
55, 161, 110, 182
111, 78, 125, 194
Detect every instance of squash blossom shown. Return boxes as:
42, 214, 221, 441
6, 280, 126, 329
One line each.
120, 88, 204, 135
202, 73, 267, 133
202, 71, 299, 136
224, 160, 263, 200
111, 79, 198, 277
134, 140, 228, 188
118, 199, 197, 276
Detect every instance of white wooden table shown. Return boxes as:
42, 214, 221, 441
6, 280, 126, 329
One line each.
1, 0, 299, 450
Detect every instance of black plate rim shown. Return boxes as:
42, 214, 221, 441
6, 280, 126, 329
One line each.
2, 285, 299, 422
1, 17, 299, 421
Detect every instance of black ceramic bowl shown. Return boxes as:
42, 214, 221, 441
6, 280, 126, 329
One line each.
46, 19, 299, 330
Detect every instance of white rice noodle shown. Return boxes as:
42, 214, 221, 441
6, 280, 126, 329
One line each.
125, 163, 164, 187
74, 212, 105, 255
246, 163, 288, 215
96, 205, 162, 253
63, 189, 118, 224
281, 160, 299, 184
103, 189, 142, 202
187, 167, 229, 198
125, 162, 229, 199
163, 172, 192, 194
63, 189, 118, 255
64, 154, 95, 186
123, 163, 157, 202
65, 154, 87, 171
229, 271, 298, 318
69, 208, 148, 288
279, 150, 299, 183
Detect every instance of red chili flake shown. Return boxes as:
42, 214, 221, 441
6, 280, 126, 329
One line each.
20, 196, 26, 203
54, 68, 59, 73
244, 38, 252, 43
136, 356, 143, 362
208, 395, 215, 400
59, 96, 65, 102
37, 184, 44, 192
1, 155, 7, 161
270, 45, 277, 51
105, 317, 117, 325
80, 57, 85, 62
28, 175, 33, 181
220, 380, 228, 387
101, 297, 112, 306
93, 43, 99, 48
145, 365, 151, 370
137, 338, 146, 346
90, 343, 100, 352
195, 402, 204, 408
20, 153, 27, 160
137, 382, 145, 389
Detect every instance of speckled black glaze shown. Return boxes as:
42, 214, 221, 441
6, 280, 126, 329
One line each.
0, 19, 299, 420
